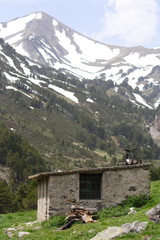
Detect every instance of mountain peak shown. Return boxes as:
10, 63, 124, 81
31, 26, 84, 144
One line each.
31, 11, 56, 21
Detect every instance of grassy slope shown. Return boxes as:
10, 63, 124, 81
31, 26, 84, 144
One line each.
0, 92, 107, 170
0, 181, 160, 240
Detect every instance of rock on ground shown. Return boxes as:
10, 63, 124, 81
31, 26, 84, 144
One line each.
90, 227, 124, 240
121, 221, 148, 234
146, 203, 160, 216
90, 221, 148, 240
18, 231, 30, 238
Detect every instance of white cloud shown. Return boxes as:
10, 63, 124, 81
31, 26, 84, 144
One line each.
93, 0, 160, 47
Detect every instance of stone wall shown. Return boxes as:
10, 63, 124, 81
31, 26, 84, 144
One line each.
46, 165, 150, 219
36, 164, 150, 221
102, 166, 150, 207
48, 173, 79, 217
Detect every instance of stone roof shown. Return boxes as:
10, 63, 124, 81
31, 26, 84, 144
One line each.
28, 163, 150, 180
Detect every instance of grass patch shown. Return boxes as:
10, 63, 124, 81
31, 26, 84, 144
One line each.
98, 205, 129, 219
98, 194, 150, 220
0, 210, 36, 240
42, 215, 66, 228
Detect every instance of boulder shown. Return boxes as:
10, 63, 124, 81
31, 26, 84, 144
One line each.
25, 221, 38, 226
90, 227, 124, 240
18, 231, 30, 238
146, 203, 160, 216
4, 228, 16, 238
121, 221, 148, 234
90, 221, 148, 240
7, 231, 15, 239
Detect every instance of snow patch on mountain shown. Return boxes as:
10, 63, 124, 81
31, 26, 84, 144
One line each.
6, 86, 17, 91
4, 72, 18, 83
20, 63, 31, 75
6, 85, 32, 98
48, 84, 79, 103
16, 43, 30, 58
52, 19, 58, 27
154, 98, 160, 108
124, 53, 160, 66
37, 47, 53, 64
133, 93, 154, 109
3, 54, 16, 68
86, 98, 94, 103
7, 33, 23, 45
73, 33, 120, 62
28, 78, 46, 87
0, 13, 36, 37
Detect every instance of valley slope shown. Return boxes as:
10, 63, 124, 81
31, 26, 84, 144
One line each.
0, 12, 160, 170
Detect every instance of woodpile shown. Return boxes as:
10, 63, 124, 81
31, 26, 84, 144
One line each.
60, 205, 97, 230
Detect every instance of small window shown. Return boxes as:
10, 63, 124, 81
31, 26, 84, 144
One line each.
80, 173, 101, 200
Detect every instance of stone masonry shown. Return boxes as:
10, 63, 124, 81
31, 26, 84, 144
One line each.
29, 163, 150, 221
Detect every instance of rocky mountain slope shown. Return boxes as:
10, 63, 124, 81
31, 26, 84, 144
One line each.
0, 11, 160, 108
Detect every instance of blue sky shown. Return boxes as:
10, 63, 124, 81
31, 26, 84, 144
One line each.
1, 0, 160, 48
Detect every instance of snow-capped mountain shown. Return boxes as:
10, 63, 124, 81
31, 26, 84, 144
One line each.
1, 30, 160, 163
0, 11, 160, 107
0, 11, 124, 79
1, 12, 160, 170
0, 37, 155, 111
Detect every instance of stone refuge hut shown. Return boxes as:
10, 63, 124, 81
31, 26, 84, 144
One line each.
29, 163, 150, 221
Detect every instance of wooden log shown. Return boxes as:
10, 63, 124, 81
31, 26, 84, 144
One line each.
71, 205, 97, 214
81, 213, 94, 223
61, 205, 97, 230
71, 205, 86, 211
60, 219, 82, 230
74, 209, 88, 216
85, 208, 97, 215
71, 205, 97, 213
65, 215, 81, 221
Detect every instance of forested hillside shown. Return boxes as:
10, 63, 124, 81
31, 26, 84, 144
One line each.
0, 123, 46, 213
1, 74, 160, 168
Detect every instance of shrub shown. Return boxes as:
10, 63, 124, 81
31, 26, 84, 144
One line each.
42, 215, 66, 228
98, 194, 150, 220
150, 165, 160, 181
98, 205, 129, 220
121, 194, 150, 208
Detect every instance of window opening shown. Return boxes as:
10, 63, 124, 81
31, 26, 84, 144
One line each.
80, 173, 101, 199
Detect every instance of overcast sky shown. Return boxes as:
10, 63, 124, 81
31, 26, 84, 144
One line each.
1, 0, 160, 48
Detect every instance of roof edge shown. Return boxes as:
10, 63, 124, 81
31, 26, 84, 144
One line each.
28, 163, 150, 180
